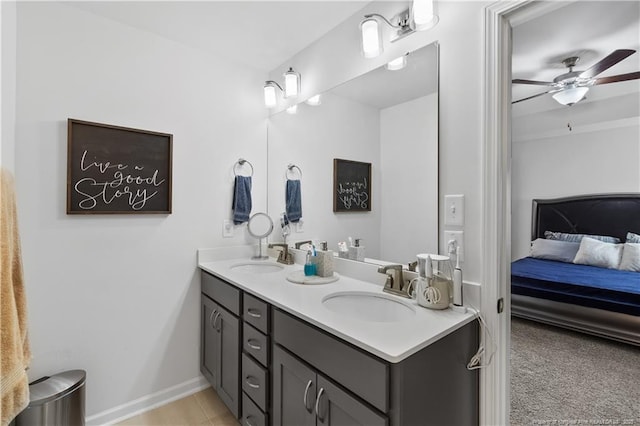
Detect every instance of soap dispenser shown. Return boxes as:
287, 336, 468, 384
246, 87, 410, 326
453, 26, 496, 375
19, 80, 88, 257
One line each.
304, 249, 317, 276
349, 238, 365, 262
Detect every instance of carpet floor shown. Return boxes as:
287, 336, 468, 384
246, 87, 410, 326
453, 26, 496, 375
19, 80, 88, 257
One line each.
510, 317, 640, 425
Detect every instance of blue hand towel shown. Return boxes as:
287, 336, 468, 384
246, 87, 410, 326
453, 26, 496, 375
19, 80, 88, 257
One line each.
286, 179, 302, 223
232, 175, 252, 225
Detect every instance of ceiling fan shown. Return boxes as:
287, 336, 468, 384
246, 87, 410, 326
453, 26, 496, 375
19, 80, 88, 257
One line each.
512, 49, 640, 105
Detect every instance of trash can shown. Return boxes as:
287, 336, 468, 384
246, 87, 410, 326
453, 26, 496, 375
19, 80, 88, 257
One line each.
15, 369, 86, 426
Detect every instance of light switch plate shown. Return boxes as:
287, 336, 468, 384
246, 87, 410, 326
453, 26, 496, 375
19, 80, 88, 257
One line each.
444, 230, 464, 262
444, 194, 464, 226
223, 220, 234, 238
295, 219, 304, 233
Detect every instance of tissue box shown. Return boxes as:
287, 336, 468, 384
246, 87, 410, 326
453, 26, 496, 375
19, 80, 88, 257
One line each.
314, 250, 334, 277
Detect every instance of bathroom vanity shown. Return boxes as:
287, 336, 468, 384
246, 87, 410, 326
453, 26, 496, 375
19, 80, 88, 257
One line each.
199, 255, 479, 426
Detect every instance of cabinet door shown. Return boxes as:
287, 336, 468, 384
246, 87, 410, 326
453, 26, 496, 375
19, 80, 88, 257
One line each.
217, 305, 241, 418
201, 296, 220, 388
315, 375, 387, 426
201, 295, 241, 419
272, 345, 316, 426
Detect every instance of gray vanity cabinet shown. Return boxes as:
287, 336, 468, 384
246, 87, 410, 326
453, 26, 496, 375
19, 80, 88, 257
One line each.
272, 345, 386, 426
201, 272, 241, 419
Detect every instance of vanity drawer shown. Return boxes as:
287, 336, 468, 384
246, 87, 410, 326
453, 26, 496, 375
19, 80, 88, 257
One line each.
273, 308, 389, 413
201, 271, 240, 315
241, 393, 267, 426
243, 293, 270, 334
242, 353, 269, 411
243, 323, 269, 367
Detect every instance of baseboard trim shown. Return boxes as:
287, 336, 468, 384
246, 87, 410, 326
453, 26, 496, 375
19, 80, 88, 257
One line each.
86, 376, 210, 426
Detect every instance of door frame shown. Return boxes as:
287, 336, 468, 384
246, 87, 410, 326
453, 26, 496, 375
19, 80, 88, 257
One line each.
481, 1, 578, 423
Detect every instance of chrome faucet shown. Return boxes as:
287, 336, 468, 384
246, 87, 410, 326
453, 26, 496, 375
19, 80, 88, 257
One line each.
268, 243, 294, 265
294, 240, 313, 249
378, 264, 411, 298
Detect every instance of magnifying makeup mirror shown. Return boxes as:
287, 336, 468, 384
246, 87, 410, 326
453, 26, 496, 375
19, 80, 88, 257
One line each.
247, 212, 274, 260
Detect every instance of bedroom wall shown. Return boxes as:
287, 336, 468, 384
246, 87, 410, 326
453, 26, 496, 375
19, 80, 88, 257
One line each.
511, 92, 640, 260
13, 2, 266, 422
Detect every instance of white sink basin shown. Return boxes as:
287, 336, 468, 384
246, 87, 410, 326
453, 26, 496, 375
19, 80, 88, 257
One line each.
322, 291, 416, 323
229, 262, 284, 273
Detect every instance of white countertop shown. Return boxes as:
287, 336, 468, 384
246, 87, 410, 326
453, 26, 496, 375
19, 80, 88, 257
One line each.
198, 255, 476, 363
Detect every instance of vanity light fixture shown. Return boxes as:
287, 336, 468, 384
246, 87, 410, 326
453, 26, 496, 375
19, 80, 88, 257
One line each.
263, 81, 282, 108
552, 85, 589, 106
305, 94, 322, 106
360, 0, 438, 59
386, 54, 408, 71
410, 0, 439, 31
283, 67, 301, 99
263, 67, 301, 108
286, 104, 298, 114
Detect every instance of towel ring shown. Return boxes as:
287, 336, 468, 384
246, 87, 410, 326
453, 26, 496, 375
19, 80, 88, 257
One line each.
286, 164, 302, 179
234, 158, 254, 177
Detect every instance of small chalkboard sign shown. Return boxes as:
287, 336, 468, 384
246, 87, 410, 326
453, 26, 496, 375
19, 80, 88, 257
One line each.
67, 119, 172, 214
333, 158, 371, 212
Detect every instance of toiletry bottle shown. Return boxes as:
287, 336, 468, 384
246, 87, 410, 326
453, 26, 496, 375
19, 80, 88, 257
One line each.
349, 238, 365, 261
453, 247, 463, 306
304, 249, 316, 276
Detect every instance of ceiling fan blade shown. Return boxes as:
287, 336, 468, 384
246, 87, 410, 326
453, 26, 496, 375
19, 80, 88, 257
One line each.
512, 90, 555, 104
512, 78, 554, 86
593, 71, 640, 85
579, 49, 636, 79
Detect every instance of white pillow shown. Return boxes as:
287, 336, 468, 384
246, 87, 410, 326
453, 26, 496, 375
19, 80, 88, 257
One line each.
530, 238, 580, 263
573, 237, 623, 270
619, 243, 640, 272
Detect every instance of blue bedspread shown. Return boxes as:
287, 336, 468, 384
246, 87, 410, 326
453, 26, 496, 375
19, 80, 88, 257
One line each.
511, 257, 640, 315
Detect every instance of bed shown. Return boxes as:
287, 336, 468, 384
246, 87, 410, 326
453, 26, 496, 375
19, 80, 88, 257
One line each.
511, 193, 640, 346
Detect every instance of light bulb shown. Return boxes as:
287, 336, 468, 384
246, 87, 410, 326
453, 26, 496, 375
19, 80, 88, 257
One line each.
263, 83, 277, 108
386, 55, 407, 71
286, 105, 298, 114
306, 94, 321, 106
360, 18, 382, 58
284, 68, 300, 98
411, 0, 438, 31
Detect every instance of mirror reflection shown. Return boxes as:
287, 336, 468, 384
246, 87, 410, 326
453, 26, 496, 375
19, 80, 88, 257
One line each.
267, 42, 439, 265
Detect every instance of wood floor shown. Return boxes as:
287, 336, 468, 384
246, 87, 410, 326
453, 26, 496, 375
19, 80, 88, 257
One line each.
116, 387, 239, 426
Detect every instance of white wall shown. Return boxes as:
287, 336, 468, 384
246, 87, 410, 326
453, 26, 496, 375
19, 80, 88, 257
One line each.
12, 2, 267, 421
268, 1, 488, 280
511, 94, 640, 260
380, 94, 438, 262
1, 1, 17, 172
267, 92, 381, 257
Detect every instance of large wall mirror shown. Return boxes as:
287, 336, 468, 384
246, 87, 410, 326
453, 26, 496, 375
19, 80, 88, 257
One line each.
267, 41, 439, 265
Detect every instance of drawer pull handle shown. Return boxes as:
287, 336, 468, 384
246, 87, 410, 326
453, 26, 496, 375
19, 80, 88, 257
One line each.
315, 387, 325, 421
244, 415, 256, 426
245, 375, 261, 389
213, 312, 221, 331
247, 339, 262, 351
303, 380, 313, 413
209, 309, 217, 329
247, 308, 262, 318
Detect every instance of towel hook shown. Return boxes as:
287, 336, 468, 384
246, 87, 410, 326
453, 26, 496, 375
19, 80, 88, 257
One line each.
234, 158, 254, 177
286, 163, 302, 179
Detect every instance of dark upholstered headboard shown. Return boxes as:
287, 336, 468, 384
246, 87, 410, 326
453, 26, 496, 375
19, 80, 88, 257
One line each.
531, 193, 640, 241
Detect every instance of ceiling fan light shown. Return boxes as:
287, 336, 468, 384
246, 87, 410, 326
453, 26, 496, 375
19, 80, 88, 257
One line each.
552, 86, 589, 106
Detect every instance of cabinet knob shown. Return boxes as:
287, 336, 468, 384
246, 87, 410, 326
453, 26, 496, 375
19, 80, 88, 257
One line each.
315, 387, 326, 421
303, 379, 313, 413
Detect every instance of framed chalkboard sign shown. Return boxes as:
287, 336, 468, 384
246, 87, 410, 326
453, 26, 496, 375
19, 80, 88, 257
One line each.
67, 119, 172, 214
333, 158, 371, 212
